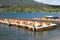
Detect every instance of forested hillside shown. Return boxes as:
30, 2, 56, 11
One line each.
0, 0, 60, 12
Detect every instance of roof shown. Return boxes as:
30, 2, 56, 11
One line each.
45, 16, 53, 18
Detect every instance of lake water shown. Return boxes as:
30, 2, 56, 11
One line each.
0, 12, 60, 40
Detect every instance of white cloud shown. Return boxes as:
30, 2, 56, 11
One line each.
34, 0, 60, 5
51, 0, 58, 4
34, 0, 42, 2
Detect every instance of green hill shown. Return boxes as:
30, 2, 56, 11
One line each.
0, 0, 60, 12
0, 0, 37, 4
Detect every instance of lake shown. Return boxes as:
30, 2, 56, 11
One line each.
0, 12, 60, 40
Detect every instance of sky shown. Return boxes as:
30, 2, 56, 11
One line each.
34, 0, 60, 5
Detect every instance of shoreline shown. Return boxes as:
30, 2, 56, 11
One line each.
0, 12, 60, 13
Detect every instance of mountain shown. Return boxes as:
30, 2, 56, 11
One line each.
0, 0, 38, 5
0, 0, 60, 12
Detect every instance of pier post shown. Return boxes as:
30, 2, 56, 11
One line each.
21, 20, 24, 28
32, 21, 36, 31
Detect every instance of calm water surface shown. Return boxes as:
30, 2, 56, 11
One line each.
0, 12, 60, 40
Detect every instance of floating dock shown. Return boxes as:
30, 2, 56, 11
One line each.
0, 18, 58, 31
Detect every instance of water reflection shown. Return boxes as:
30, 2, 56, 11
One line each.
28, 31, 50, 40
0, 24, 60, 40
